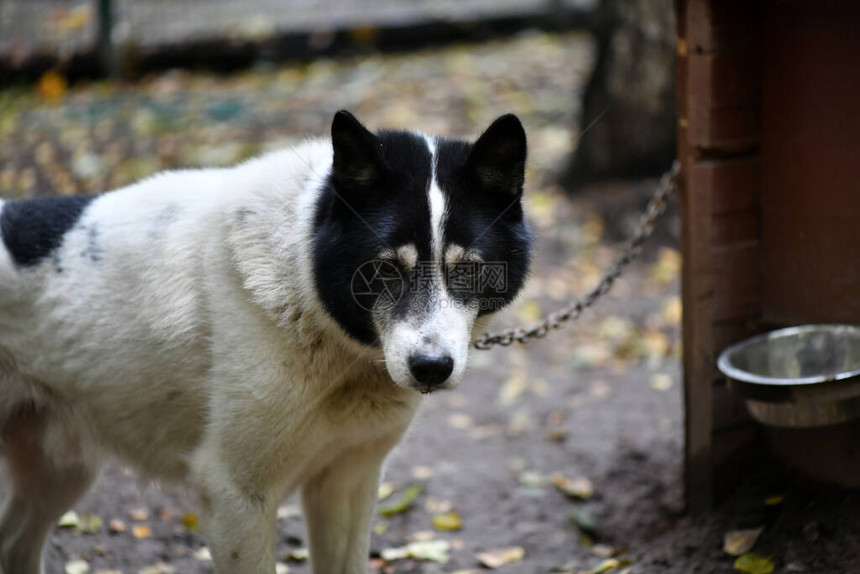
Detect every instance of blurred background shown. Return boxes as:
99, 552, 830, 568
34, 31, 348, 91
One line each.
0, 2, 691, 574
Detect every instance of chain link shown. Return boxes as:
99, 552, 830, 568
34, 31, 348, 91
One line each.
473, 161, 680, 350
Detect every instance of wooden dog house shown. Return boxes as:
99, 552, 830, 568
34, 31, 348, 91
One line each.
676, 0, 860, 511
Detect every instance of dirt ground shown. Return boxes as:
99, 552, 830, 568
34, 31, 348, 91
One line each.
2, 30, 860, 574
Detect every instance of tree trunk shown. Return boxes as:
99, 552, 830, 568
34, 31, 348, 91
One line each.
563, 0, 676, 189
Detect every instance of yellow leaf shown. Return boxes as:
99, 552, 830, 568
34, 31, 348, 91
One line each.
764, 495, 784, 506
38, 70, 68, 102
551, 473, 594, 500
381, 540, 450, 563
378, 484, 422, 517
650, 374, 673, 391
284, 548, 308, 562
377, 482, 396, 501
724, 527, 764, 556
734, 553, 775, 574
498, 376, 527, 406
590, 558, 633, 573
432, 510, 462, 531
132, 525, 152, 539
476, 547, 525, 569
182, 513, 200, 533
58, 510, 80, 528
80, 513, 103, 534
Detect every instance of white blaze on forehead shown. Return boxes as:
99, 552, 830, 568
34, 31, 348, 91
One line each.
424, 135, 447, 261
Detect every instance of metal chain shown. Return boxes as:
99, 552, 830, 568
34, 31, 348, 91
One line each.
473, 161, 680, 350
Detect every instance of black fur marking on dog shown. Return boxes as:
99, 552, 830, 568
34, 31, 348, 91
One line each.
313, 114, 434, 346
0, 195, 95, 268
435, 115, 531, 315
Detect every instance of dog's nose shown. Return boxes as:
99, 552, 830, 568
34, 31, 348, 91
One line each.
408, 354, 454, 387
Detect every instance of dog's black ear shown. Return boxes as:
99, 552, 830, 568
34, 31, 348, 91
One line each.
466, 114, 527, 196
331, 110, 385, 190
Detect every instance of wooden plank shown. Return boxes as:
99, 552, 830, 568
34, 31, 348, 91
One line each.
712, 209, 759, 247
761, 0, 860, 325
687, 0, 760, 54
688, 54, 758, 108
689, 157, 759, 215
713, 317, 759, 354
712, 244, 761, 322
685, 1, 760, 153
679, 0, 716, 514
688, 106, 758, 153
712, 379, 753, 431
711, 424, 760, 502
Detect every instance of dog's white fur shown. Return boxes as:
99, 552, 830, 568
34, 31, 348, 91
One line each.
0, 138, 489, 573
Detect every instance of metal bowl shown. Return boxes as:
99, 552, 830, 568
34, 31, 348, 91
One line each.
718, 324, 860, 427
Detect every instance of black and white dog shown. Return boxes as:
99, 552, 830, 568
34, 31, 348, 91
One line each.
0, 111, 530, 573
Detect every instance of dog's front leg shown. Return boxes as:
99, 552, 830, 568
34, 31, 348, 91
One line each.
196, 469, 278, 574
301, 440, 395, 574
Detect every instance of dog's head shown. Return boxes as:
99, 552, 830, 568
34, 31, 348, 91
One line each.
313, 111, 530, 393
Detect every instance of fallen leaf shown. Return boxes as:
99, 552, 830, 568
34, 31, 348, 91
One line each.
570, 507, 598, 534
764, 495, 784, 506
58, 510, 81, 528
518, 301, 542, 323
138, 563, 176, 574
591, 544, 616, 558
65, 560, 90, 574
432, 510, 463, 531
476, 546, 525, 568
381, 540, 450, 563
552, 473, 594, 500
448, 412, 474, 429
412, 466, 434, 480
377, 482, 396, 501
192, 547, 212, 561
649, 247, 681, 285
80, 513, 103, 534
724, 527, 764, 556
38, 70, 68, 102
499, 376, 528, 406
734, 553, 775, 574
284, 548, 308, 562
378, 484, 422, 516
589, 558, 633, 573
132, 525, 152, 539
129, 508, 149, 521
650, 373, 673, 391
108, 519, 127, 534
519, 470, 546, 488
182, 513, 200, 533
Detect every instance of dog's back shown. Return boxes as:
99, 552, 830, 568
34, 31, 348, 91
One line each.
0, 145, 325, 475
